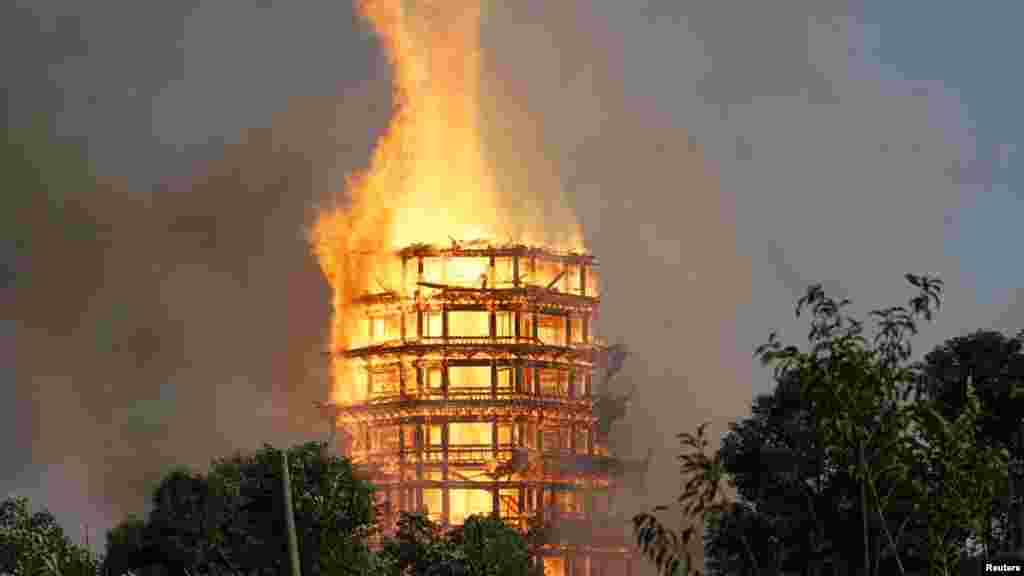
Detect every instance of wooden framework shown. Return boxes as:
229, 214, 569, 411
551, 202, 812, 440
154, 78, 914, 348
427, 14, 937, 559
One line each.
322, 244, 632, 576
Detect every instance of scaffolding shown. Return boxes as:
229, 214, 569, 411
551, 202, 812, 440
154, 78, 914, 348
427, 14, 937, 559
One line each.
321, 243, 637, 576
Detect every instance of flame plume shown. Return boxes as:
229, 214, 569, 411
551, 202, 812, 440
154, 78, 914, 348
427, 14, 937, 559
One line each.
310, 0, 585, 404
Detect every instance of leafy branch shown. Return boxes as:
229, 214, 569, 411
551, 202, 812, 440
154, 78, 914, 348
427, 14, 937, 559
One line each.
633, 422, 735, 576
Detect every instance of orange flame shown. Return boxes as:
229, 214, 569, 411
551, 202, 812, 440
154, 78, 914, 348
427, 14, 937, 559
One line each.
310, 0, 585, 397
309, 1, 586, 540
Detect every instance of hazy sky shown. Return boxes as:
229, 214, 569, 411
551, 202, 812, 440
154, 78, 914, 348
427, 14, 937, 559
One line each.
3, 0, 1022, 551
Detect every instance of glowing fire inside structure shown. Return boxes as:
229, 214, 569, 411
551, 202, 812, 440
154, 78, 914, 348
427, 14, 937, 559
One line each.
319, 244, 638, 575
309, 1, 640, 573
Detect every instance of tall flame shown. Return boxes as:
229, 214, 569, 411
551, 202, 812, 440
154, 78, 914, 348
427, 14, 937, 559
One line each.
310, 0, 585, 404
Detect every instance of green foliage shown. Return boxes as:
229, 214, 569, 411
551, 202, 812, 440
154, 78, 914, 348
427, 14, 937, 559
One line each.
103, 442, 380, 576
633, 423, 731, 576
710, 370, 929, 575
448, 515, 538, 576
208, 442, 378, 575
101, 516, 149, 576
98, 442, 544, 575
636, 274, 1013, 575
745, 275, 975, 575
916, 329, 1024, 552
703, 503, 776, 576
908, 381, 1009, 575
143, 467, 226, 571
379, 512, 447, 575
632, 510, 688, 576
0, 496, 100, 576
378, 512, 540, 576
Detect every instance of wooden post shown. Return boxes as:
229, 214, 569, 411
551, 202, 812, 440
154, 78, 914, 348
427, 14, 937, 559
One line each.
1011, 422, 1019, 553
1010, 442, 1017, 554
859, 442, 870, 576
282, 450, 302, 576
491, 361, 498, 400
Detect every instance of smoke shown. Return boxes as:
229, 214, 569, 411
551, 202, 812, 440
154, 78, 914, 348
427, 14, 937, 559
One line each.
3, 1, 395, 540
477, 2, 997, 570
5, 86, 396, 532
3, 1, 1006, 570
475, 3, 748, 549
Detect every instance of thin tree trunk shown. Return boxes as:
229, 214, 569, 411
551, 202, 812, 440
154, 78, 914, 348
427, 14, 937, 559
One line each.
282, 450, 301, 576
1010, 451, 1017, 555
869, 477, 906, 575
871, 520, 882, 576
860, 443, 870, 576
1017, 422, 1024, 553
738, 532, 758, 575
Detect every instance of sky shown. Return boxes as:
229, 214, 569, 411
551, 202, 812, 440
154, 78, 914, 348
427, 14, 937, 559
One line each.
3, 0, 1023, 554
859, 0, 1024, 306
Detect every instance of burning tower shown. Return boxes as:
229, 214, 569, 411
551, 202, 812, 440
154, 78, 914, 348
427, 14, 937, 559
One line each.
309, 1, 641, 572
319, 242, 638, 575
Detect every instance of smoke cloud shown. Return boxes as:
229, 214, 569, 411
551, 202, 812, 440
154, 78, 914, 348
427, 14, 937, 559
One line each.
479, 2, 1001, 567
5, 89, 398, 529
3, 2, 1010, 568
3, 0, 392, 539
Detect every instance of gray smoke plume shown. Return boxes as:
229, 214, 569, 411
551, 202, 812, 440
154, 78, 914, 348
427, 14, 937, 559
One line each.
3, 3, 1011, 569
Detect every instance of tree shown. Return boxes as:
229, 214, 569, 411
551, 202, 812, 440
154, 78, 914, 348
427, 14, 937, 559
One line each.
103, 442, 379, 576
907, 379, 1008, 574
710, 378, 860, 575
378, 512, 453, 576
209, 442, 378, 576
707, 370, 933, 575
102, 516, 153, 576
378, 512, 541, 576
446, 515, 539, 576
702, 501, 777, 575
916, 330, 1024, 553
633, 275, 1011, 575
104, 443, 545, 575
752, 276, 1007, 574
143, 467, 231, 574
715, 374, 832, 574
103, 468, 239, 575
1, 496, 100, 576
633, 422, 732, 576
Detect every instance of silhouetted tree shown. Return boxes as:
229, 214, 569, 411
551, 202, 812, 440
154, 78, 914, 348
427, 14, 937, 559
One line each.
634, 275, 1009, 576
378, 512, 541, 576
103, 442, 379, 576
104, 444, 543, 575
916, 329, 1024, 554
633, 422, 731, 576
102, 515, 155, 575
1, 496, 100, 575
